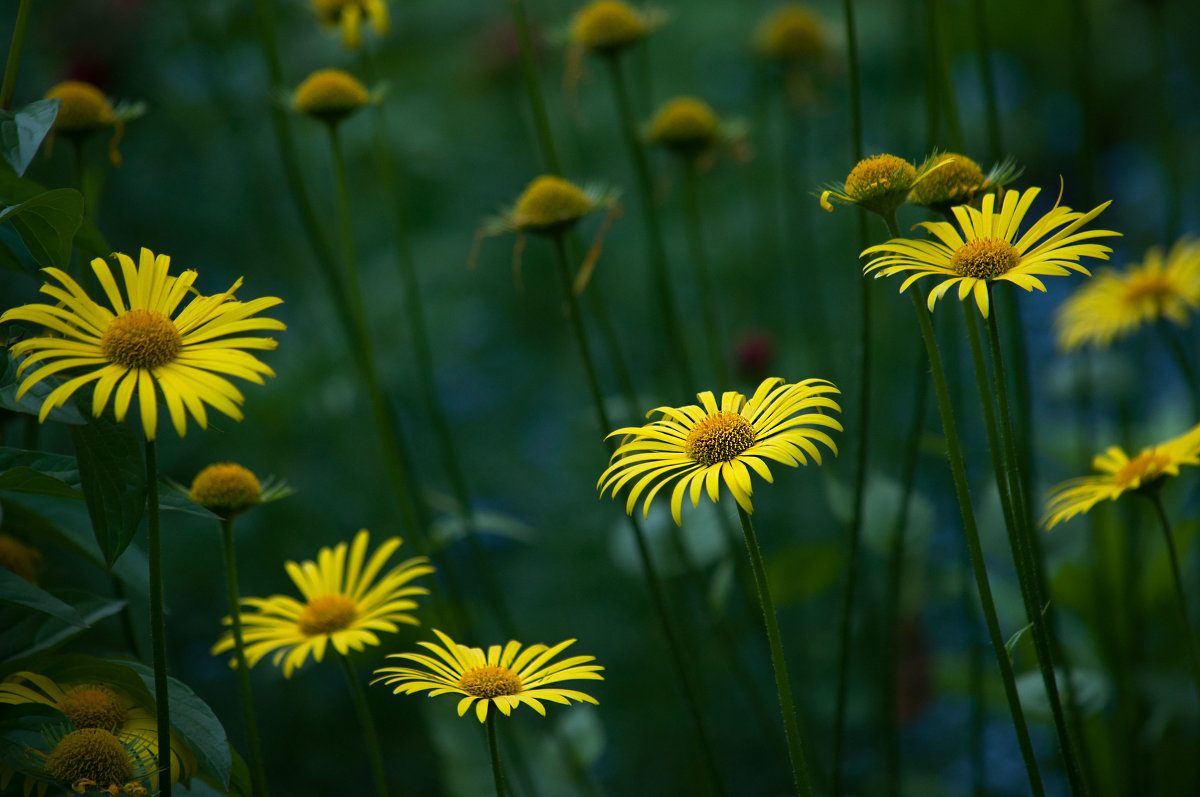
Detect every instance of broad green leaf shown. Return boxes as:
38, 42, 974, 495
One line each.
0, 351, 86, 425
0, 168, 110, 258
189, 747, 251, 797
0, 568, 85, 626
69, 414, 146, 568
0, 592, 126, 662
765, 543, 843, 605
0, 466, 83, 500
0, 189, 84, 271
125, 662, 233, 788
0, 99, 59, 177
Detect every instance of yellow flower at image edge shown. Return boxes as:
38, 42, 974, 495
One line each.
373, 628, 603, 722
1055, 237, 1200, 350
598, 377, 842, 525
1043, 422, 1200, 528
312, 0, 389, 50
212, 530, 433, 677
0, 671, 197, 787
0, 248, 284, 440
863, 185, 1121, 317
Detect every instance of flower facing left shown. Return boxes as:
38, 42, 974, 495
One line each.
0, 248, 284, 440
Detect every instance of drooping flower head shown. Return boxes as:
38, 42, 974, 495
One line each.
906, 152, 1022, 215
862, 185, 1120, 317
0, 248, 284, 440
43, 80, 142, 167
819, 153, 946, 219
291, 68, 374, 124
0, 533, 42, 584
1055, 237, 1200, 350
471, 176, 621, 292
311, 0, 389, 50
1043, 422, 1200, 528
0, 671, 197, 788
372, 628, 603, 722
598, 377, 841, 525
753, 4, 826, 63
212, 529, 433, 677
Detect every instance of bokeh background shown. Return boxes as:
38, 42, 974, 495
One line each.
3, 0, 1200, 795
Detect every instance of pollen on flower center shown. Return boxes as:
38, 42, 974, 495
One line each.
1114, 450, 1172, 488
458, 666, 523, 699
44, 728, 133, 788
684, 411, 756, 467
100, 309, 183, 369
59, 685, 128, 731
845, 154, 916, 199
297, 594, 358, 636
909, 153, 984, 206
951, 237, 1019, 280
190, 463, 262, 518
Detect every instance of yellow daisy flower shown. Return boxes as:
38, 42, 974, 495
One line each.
598, 376, 841, 525
372, 628, 603, 723
0, 248, 284, 440
311, 0, 389, 50
212, 529, 433, 678
1055, 237, 1200, 350
863, 185, 1120, 317
0, 672, 197, 788
1043, 422, 1200, 529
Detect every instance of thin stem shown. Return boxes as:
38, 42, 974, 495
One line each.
927, 0, 964, 152
487, 713, 508, 797
736, 507, 812, 797
1148, 1, 1181, 242
882, 346, 928, 797
145, 439, 172, 797
0, 0, 33, 110
507, 0, 560, 175
1146, 492, 1200, 698
338, 652, 388, 797
603, 53, 695, 392
906, 288, 1046, 797
985, 294, 1087, 796
842, 0, 864, 162
680, 160, 728, 387
550, 232, 726, 796
220, 517, 270, 797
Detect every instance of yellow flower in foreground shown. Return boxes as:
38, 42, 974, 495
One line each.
863, 185, 1120, 317
0, 248, 284, 440
212, 529, 433, 677
312, 0, 389, 50
1055, 237, 1200, 350
372, 628, 603, 722
1043, 422, 1200, 528
598, 377, 841, 525
0, 672, 197, 788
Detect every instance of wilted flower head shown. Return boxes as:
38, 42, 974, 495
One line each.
569, 1, 661, 53
43, 80, 142, 166
646, 96, 720, 157
754, 4, 826, 62
907, 152, 1022, 214
312, 0, 390, 50
820, 154, 945, 219
291, 68, 373, 123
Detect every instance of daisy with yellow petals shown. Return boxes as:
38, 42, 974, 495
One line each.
863, 185, 1120, 318
598, 376, 841, 525
212, 529, 432, 678
0, 248, 284, 440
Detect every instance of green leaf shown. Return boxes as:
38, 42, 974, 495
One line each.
0, 235, 29, 273
1004, 619, 1035, 662
0, 189, 84, 271
69, 414, 146, 568
125, 662, 233, 788
0, 168, 110, 258
0, 99, 59, 177
0, 351, 87, 425
0, 466, 83, 500
0, 568, 85, 626
189, 747, 251, 797
765, 542, 844, 605
0, 592, 126, 662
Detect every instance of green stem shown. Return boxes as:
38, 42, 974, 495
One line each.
507, 0, 560, 175
0, 0, 33, 110
338, 652, 388, 797
550, 232, 726, 796
145, 439, 172, 797
906, 288, 1045, 797
1146, 492, 1200, 698
882, 346, 928, 797
680, 160, 728, 387
603, 53, 695, 392
984, 293, 1087, 796
842, 0, 864, 163
736, 507, 812, 797
1157, 319, 1200, 418
487, 713, 508, 797
927, 0, 964, 151
220, 517, 270, 797
1148, 1, 1181, 242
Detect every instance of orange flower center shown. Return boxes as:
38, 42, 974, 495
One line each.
1122, 271, 1175, 307
44, 728, 133, 789
684, 411, 756, 467
1113, 449, 1172, 489
297, 595, 358, 636
59, 685, 128, 731
951, 237, 1019, 280
458, 666, 523, 698
100, 309, 182, 369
